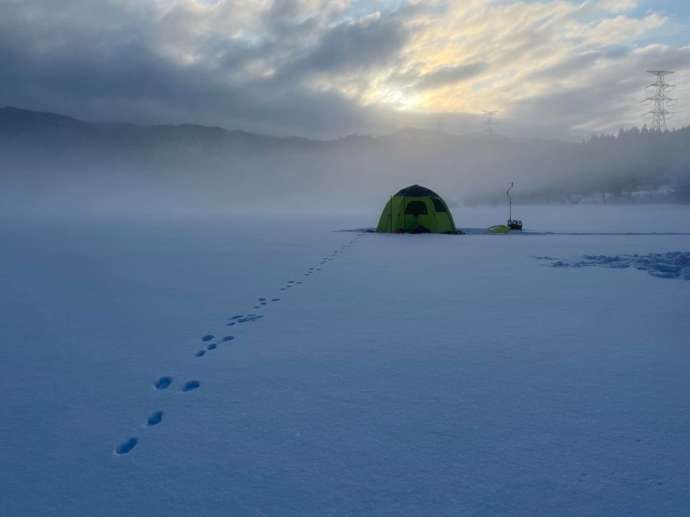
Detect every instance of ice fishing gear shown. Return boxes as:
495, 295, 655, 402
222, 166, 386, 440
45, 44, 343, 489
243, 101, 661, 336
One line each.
487, 182, 523, 234
506, 182, 523, 231
488, 224, 511, 234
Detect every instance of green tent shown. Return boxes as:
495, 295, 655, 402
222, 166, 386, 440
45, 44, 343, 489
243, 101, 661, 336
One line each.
376, 185, 458, 234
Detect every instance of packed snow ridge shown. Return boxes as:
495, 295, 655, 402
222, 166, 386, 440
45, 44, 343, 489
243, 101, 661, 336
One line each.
538, 251, 690, 280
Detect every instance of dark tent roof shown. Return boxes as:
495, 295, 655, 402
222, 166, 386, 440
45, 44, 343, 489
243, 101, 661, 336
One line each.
395, 184, 440, 197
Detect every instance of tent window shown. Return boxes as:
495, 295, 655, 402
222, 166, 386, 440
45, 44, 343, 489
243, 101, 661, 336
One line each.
405, 201, 428, 215
432, 198, 447, 212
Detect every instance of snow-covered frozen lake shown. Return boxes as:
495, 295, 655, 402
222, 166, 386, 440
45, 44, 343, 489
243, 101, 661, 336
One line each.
2, 205, 690, 516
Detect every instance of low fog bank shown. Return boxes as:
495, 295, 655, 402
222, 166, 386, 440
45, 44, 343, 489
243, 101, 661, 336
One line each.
2, 107, 690, 218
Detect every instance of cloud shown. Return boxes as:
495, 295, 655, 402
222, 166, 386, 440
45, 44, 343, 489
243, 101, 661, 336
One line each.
513, 44, 690, 134
402, 62, 488, 91
0, 0, 687, 138
285, 14, 408, 77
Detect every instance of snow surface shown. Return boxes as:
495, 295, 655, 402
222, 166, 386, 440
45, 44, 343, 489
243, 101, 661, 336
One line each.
542, 252, 690, 280
1, 205, 690, 516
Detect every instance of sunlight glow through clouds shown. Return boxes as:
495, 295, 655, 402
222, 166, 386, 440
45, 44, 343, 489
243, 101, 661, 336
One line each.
2, 0, 690, 136
362, 0, 670, 117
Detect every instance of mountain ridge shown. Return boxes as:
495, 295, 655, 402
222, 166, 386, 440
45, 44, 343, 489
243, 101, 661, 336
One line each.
1, 106, 689, 210
0, 105, 514, 146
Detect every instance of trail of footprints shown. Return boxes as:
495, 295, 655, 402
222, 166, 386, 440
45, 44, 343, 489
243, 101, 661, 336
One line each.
114, 234, 362, 455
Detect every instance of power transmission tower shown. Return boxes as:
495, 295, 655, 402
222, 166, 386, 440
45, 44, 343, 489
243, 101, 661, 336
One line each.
644, 70, 674, 131
483, 110, 498, 137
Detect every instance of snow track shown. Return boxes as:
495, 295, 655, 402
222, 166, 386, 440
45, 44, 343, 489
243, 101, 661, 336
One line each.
113, 234, 364, 456
539, 251, 690, 280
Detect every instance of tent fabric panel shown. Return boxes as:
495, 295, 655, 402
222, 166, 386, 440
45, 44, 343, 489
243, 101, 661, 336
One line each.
376, 186, 458, 234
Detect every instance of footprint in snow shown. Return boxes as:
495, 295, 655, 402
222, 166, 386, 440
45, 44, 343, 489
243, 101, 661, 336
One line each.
238, 315, 262, 323
182, 380, 201, 392
126, 244, 373, 446
227, 322, 236, 326
147, 411, 163, 426
115, 437, 138, 455
154, 376, 172, 390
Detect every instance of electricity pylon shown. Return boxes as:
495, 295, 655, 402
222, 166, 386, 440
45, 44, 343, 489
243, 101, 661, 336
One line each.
483, 110, 498, 137
644, 70, 674, 131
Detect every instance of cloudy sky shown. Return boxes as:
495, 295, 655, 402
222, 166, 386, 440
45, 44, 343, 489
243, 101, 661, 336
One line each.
2, 0, 690, 138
